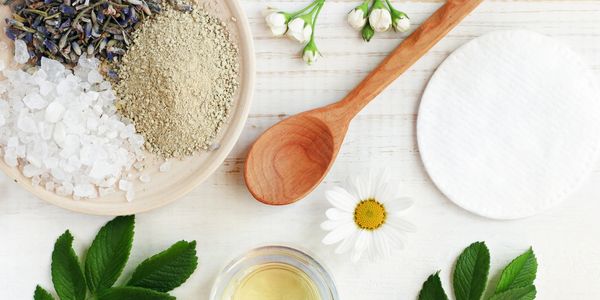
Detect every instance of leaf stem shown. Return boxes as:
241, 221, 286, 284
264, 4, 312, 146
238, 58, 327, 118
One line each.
290, 0, 320, 18
309, 0, 325, 40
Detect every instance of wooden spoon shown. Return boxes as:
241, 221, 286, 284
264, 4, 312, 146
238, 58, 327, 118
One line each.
245, 0, 483, 205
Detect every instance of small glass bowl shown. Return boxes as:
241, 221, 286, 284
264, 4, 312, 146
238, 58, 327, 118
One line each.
210, 245, 339, 300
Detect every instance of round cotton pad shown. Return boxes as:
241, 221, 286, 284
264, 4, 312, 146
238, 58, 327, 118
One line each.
417, 30, 600, 219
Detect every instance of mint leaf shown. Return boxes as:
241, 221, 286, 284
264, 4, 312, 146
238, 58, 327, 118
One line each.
51, 231, 86, 300
452, 241, 490, 300
127, 240, 198, 292
84, 215, 135, 294
490, 286, 536, 300
495, 248, 537, 293
34, 285, 54, 300
418, 272, 449, 300
97, 287, 175, 300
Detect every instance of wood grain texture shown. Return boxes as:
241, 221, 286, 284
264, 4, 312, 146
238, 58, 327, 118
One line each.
245, 0, 482, 205
2, 1, 600, 299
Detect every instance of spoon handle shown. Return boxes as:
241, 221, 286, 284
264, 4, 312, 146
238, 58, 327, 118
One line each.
337, 0, 483, 118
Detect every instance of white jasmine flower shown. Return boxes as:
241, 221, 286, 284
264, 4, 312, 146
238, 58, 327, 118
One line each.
321, 169, 415, 263
303, 40, 320, 65
287, 17, 312, 43
369, 7, 392, 32
393, 14, 411, 32
264, 8, 289, 37
385, 0, 411, 33
347, 2, 368, 30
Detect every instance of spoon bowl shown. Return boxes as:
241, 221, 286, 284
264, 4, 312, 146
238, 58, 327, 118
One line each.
245, 112, 339, 205
244, 0, 483, 206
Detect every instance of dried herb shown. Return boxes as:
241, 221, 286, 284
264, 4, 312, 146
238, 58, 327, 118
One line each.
3, 0, 161, 67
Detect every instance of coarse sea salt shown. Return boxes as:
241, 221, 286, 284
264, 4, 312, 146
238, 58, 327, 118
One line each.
0, 56, 145, 200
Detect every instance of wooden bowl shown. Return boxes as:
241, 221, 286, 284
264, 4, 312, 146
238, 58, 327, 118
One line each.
0, 0, 255, 215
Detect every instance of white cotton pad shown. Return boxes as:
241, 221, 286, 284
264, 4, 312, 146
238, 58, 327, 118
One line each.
417, 30, 600, 219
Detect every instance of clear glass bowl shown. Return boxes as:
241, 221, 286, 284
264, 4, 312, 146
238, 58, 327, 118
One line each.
210, 245, 339, 300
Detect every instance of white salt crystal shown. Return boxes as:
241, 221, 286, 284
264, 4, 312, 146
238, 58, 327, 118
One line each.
126, 188, 135, 202
133, 161, 144, 170
41, 57, 64, 80
74, 183, 97, 198
60, 134, 80, 158
0, 60, 5, 73
45, 102, 65, 123
39, 81, 53, 96
7, 137, 19, 148
17, 112, 37, 133
33, 69, 47, 82
159, 161, 172, 172
99, 187, 115, 197
23, 92, 48, 110
139, 174, 151, 183
23, 164, 43, 178
14, 39, 30, 64
44, 157, 58, 169
87, 69, 103, 84
53, 122, 66, 146
45, 181, 55, 192
39, 122, 53, 140
118, 179, 130, 191
4, 151, 17, 167
89, 161, 114, 180
31, 175, 41, 186
0, 114, 5, 127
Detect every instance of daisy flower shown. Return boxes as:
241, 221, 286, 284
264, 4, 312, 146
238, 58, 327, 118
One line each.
321, 169, 415, 262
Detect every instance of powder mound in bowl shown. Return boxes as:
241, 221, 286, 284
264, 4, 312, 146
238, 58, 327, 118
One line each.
116, 8, 240, 158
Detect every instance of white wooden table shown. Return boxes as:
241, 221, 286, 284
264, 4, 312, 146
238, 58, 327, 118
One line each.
2, 1, 600, 299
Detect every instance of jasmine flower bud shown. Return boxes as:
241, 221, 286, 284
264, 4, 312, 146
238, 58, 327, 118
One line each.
385, 0, 411, 32
393, 13, 410, 32
347, 1, 369, 31
287, 17, 312, 44
303, 40, 320, 65
264, 8, 289, 37
368, 0, 392, 32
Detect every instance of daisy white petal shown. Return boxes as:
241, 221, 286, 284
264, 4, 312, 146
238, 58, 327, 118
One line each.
335, 231, 358, 254
354, 230, 371, 253
321, 219, 348, 231
351, 247, 364, 263
386, 197, 414, 212
381, 226, 405, 249
326, 186, 358, 212
326, 208, 353, 221
375, 182, 397, 204
373, 168, 391, 194
386, 217, 417, 233
373, 230, 391, 259
322, 222, 356, 245
351, 174, 371, 200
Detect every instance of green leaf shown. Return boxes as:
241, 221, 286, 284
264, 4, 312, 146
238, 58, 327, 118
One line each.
452, 241, 490, 300
51, 231, 86, 300
362, 22, 375, 42
97, 287, 175, 300
418, 272, 449, 300
127, 240, 198, 292
490, 286, 536, 300
495, 248, 537, 293
84, 215, 135, 294
34, 285, 55, 300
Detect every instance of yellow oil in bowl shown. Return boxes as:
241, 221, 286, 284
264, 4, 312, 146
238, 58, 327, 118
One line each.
211, 246, 337, 300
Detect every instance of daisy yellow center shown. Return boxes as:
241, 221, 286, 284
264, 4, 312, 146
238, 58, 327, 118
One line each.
354, 199, 386, 230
